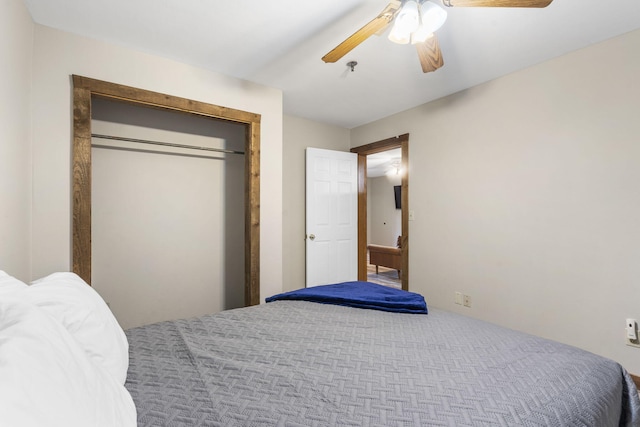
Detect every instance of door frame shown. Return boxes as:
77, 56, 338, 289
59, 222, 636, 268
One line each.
351, 134, 409, 291
71, 75, 261, 306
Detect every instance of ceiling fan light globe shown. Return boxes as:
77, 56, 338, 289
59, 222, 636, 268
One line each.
411, 30, 434, 44
418, 2, 447, 35
388, 27, 412, 44
394, 0, 420, 34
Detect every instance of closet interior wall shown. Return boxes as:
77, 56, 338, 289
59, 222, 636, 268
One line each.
91, 97, 245, 329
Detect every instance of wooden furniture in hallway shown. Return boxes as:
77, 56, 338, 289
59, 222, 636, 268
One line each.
367, 236, 402, 279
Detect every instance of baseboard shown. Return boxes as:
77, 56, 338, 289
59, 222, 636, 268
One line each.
631, 374, 640, 390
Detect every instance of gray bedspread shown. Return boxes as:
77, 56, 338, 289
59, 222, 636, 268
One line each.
125, 301, 640, 426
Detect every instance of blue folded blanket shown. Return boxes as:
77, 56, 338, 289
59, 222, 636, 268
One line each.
265, 281, 428, 314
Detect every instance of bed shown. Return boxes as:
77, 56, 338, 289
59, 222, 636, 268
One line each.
2, 272, 639, 427
125, 282, 640, 426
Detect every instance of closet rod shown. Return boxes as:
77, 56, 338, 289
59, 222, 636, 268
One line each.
91, 133, 245, 155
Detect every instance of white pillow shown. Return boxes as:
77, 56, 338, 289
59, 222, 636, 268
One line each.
26, 272, 129, 384
0, 270, 27, 295
0, 296, 136, 427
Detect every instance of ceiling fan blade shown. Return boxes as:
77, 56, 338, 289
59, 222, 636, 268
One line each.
322, 2, 401, 63
415, 36, 444, 73
442, 0, 552, 7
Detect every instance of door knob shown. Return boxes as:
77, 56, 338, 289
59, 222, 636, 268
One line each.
309, 234, 315, 241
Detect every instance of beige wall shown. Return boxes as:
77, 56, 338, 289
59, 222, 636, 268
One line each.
30, 25, 284, 301
282, 115, 350, 292
369, 176, 402, 247
351, 29, 640, 374
0, 0, 33, 281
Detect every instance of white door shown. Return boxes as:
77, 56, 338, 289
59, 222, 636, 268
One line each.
306, 148, 358, 287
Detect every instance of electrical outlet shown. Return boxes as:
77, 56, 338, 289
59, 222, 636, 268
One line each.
626, 319, 640, 348
463, 294, 471, 308
455, 292, 462, 305
626, 336, 640, 348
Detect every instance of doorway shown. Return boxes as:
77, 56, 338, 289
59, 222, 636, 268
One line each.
71, 75, 261, 307
351, 134, 409, 291
366, 148, 402, 289
90, 98, 246, 328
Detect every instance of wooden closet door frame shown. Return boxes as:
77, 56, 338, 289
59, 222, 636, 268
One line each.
72, 75, 261, 306
351, 134, 409, 291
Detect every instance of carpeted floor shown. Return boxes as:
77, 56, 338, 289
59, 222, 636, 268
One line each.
367, 264, 401, 289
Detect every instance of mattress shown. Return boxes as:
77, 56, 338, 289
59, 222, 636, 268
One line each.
125, 300, 640, 426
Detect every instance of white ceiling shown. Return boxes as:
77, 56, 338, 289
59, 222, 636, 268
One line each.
24, 0, 640, 129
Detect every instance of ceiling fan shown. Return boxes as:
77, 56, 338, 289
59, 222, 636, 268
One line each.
322, 0, 553, 73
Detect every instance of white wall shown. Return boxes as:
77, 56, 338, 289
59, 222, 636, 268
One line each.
351, 29, 640, 374
0, 0, 33, 281
369, 176, 402, 247
282, 115, 350, 292
30, 25, 283, 301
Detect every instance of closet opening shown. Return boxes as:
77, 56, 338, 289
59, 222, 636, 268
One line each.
72, 76, 260, 327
